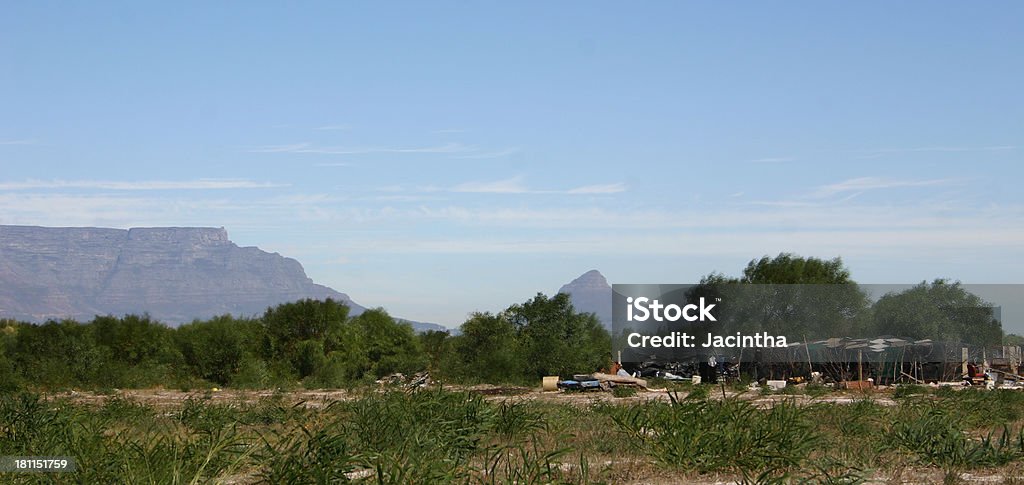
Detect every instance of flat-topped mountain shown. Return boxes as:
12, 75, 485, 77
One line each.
0, 225, 394, 326
558, 269, 612, 329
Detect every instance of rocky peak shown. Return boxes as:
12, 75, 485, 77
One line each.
558, 270, 612, 329
559, 269, 610, 293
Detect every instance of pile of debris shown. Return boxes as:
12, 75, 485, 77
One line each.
553, 372, 648, 392
376, 371, 431, 390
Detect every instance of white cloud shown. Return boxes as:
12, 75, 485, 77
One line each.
566, 183, 628, 194
318, 226, 1024, 257
0, 139, 37, 145
808, 177, 955, 198
409, 201, 1024, 233
313, 162, 352, 167
452, 176, 529, 194
452, 148, 519, 159
448, 177, 627, 195
247, 143, 310, 153
315, 124, 352, 131
867, 145, 1016, 153
0, 179, 286, 191
248, 142, 472, 155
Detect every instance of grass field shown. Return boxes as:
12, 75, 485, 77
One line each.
5, 385, 1024, 484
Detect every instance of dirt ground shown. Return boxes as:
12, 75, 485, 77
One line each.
47, 383, 899, 409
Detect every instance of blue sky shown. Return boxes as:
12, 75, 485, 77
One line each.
2, 2, 1022, 328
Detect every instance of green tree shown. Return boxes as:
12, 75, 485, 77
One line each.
1005, 334, 1024, 346
0, 322, 21, 391
350, 308, 425, 378
175, 315, 263, 385
871, 280, 1002, 346
261, 298, 349, 371
505, 293, 611, 380
92, 314, 177, 366
694, 254, 872, 339
418, 329, 452, 374
450, 312, 519, 383
10, 320, 106, 387
741, 253, 852, 284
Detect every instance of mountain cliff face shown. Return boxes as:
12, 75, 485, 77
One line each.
0, 225, 366, 324
558, 269, 612, 329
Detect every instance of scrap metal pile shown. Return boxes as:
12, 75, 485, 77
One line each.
555, 371, 648, 392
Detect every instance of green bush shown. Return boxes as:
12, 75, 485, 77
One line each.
893, 384, 930, 398
612, 386, 638, 398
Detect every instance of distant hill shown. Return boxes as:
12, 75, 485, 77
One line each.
558, 269, 612, 329
0, 225, 445, 332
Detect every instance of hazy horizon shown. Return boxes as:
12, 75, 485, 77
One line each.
2, 2, 1021, 326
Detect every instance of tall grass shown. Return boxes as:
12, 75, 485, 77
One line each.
608, 394, 818, 478
6, 388, 1024, 483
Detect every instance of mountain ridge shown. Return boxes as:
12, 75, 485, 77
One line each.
0, 225, 444, 332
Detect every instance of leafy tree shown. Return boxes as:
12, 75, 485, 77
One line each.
9, 320, 106, 387
418, 330, 452, 374
871, 280, 1002, 346
263, 298, 350, 343
305, 307, 426, 385
350, 308, 425, 378
741, 253, 852, 284
261, 298, 349, 367
1005, 334, 1024, 346
0, 322, 20, 391
693, 254, 872, 339
450, 312, 519, 383
448, 292, 613, 384
92, 314, 177, 366
506, 293, 610, 379
175, 315, 263, 385
293, 339, 326, 378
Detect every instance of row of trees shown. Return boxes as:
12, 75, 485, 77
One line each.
0, 292, 610, 391
0, 253, 1008, 390
689, 254, 1004, 346
0, 302, 430, 391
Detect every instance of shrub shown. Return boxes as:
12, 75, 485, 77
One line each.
612, 386, 638, 398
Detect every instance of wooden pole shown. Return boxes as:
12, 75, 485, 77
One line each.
858, 350, 863, 383
803, 336, 813, 377
962, 347, 969, 376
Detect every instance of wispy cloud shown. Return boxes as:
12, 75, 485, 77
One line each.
808, 177, 956, 199
248, 142, 472, 155
749, 157, 796, 163
452, 176, 529, 194
452, 147, 519, 159
0, 179, 286, 191
432, 128, 466, 134
0, 139, 37, 145
331, 226, 1024, 257
861, 145, 1016, 154
449, 177, 627, 195
567, 183, 628, 194
315, 124, 352, 131
313, 162, 352, 167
